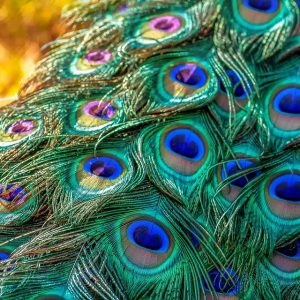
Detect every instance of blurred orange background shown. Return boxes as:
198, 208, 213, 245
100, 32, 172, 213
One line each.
0, 0, 72, 100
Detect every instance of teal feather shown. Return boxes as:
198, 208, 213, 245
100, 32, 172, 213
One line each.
256, 59, 300, 150
119, 46, 219, 116
139, 113, 221, 212
1, 185, 224, 300
208, 65, 257, 139
215, 0, 298, 61
0, 0, 299, 299
276, 35, 300, 62
211, 135, 263, 213
63, 90, 125, 134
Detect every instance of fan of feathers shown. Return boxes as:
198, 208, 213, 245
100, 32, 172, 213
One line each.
0, 0, 299, 299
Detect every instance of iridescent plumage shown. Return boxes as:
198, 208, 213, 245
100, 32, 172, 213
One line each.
0, 0, 299, 299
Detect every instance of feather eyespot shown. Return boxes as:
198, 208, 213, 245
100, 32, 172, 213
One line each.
165, 128, 205, 160
121, 216, 174, 268
0, 182, 38, 225
214, 70, 252, 116
6, 120, 35, 135
203, 268, 240, 296
218, 153, 261, 203
83, 100, 116, 120
170, 63, 208, 89
142, 118, 215, 204
269, 173, 300, 203
137, 13, 184, 43
214, 140, 263, 204
276, 239, 300, 258
162, 61, 210, 100
161, 126, 208, 175
264, 171, 300, 219
233, 0, 282, 28
84, 50, 112, 64
149, 15, 182, 33
71, 151, 131, 198
0, 184, 27, 213
127, 220, 170, 252
0, 118, 39, 147
273, 87, 300, 116
242, 0, 279, 13
0, 249, 11, 261
270, 239, 300, 273
154, 57, 218, 106
71, 50, 113, 75
221, 159, 261, 189
67, 98, 120, 134
264, 80, 300, 138
0, 247, 14, 273
219, 70, 250, 100
83, 156, 123, 180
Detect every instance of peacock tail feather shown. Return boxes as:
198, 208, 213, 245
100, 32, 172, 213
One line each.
0, 0, 299, 299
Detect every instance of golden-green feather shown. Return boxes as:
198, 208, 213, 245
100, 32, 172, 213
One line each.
0, 0, 299, 299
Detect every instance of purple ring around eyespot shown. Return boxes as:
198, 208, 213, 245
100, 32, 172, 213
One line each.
83, 100, 116, 120
84, 50, 112, 64
149, 15, 182, 33
6, 120, 35, 135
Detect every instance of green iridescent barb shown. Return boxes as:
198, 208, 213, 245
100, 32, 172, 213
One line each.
0, 0, 299, 299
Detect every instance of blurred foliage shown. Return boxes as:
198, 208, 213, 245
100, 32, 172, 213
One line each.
0, 0, 72, 99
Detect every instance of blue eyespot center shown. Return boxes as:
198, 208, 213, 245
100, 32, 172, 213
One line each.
91, 162, 115, 178
222, 159, 261, 188
84, 156, 123, 180
273, 87, 300, 115
276, 239, 300, 258
234, 84, 246, 98
0, 250, 10, 261
133, 226, 162, 250
165, 128, 205, 160
170, 63, 207, 89
243, 0, 279, 13
270, 173, 300, 202
204, 268, 239, 295
127, 220, 170, 253
219, 70, 250, 99
0, 184, 26, 203
170, 134, 198, 159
